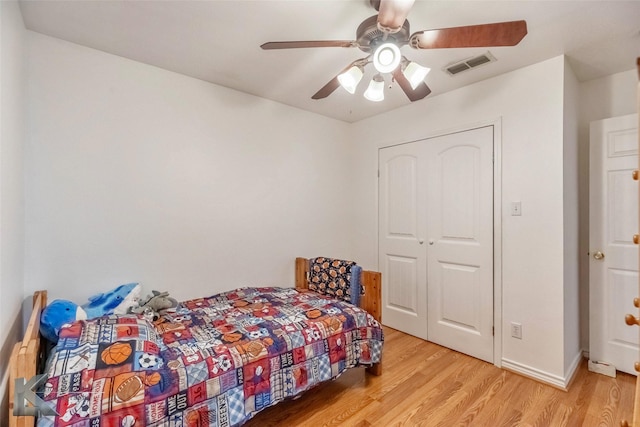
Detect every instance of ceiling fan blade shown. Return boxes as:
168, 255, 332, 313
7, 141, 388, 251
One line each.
312, 58, 368, 100
377, 0, 415, 34
312, 76, 341, 100
261, 40, 356, 50
392, 68, 431, 102
409, 20, 527, 49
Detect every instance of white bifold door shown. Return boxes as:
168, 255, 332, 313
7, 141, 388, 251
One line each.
379, 126, 494, 363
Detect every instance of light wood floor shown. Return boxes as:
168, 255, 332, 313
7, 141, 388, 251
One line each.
245, 326, 635, 426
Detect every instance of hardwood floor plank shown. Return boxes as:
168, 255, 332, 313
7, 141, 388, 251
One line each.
246, 327, 636, 427
469, 371, 527, 426
565, 361, 599, 426
455, 370, 508, 426
368, 356, 468, 425
426, 361, 500, 426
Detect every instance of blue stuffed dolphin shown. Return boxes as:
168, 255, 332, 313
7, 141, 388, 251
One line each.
81, 283, 141, 318
40, 300, 87, 343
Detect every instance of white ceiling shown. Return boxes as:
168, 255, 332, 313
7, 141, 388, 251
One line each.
19, 0, 640, 123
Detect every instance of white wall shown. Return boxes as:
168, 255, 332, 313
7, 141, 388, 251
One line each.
350, 55, 579, 384
578, 69, 638, 351
20, 22, 633, 391
563, 58, 581, 374
0, 0, 26, 420
24, 32, 353, 303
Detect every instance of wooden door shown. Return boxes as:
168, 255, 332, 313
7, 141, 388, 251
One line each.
589, 113, 639, 375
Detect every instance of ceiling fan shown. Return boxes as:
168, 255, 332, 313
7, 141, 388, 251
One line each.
261, 0, 527, 102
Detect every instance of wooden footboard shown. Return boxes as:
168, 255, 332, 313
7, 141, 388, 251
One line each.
295, 257, 382, 375
9, 291, 47, 427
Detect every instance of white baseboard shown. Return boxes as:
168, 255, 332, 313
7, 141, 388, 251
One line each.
565, 350, 583, 387
502, 351, 582, 391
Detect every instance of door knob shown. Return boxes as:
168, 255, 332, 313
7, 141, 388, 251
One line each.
593, 251, 605, 260
635, 298, 640, 308
634, 234, 639, 245
625, 314, 640, 326
633, 170, 639, 180
428, 239, 435, 245
635, 361, 640, 373
418, 238, 424, 245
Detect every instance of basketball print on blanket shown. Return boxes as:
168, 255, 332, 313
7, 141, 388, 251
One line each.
94, 341, 135, 374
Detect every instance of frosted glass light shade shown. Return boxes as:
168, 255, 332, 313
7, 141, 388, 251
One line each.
337, 66, 364, 94
364, 75, 385, 102
373, 43, 401, 73
403, 61, 431, 89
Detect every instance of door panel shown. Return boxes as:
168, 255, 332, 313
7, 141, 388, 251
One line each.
440, 146, 479, 240
379, 145, 428, 339
387, 156, 418, 237
608, 269, 639, 348
439, 261, 481, 333
386, 255, 418, 314
590, 113, 639, 375
427, 127, 494, 363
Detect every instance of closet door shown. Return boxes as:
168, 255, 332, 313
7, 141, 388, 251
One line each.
379, 126, 494, 361
426, 126, 495, 363
379, 143, 429, 340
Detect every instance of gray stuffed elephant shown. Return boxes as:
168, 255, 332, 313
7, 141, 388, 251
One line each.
129, 290, 178, 321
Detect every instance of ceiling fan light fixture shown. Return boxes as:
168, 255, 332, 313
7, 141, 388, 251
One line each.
373, 42, 401, 74
337, 65, 364, 94
403, 61, 431, 90
364, 74, 385, 102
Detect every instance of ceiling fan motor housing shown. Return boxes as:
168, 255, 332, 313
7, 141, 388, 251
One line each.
356, 15, 410, 52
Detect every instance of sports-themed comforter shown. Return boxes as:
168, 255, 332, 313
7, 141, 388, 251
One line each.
38, 287, 384, 426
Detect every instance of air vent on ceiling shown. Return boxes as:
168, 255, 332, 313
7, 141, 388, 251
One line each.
444, 52, 496, 76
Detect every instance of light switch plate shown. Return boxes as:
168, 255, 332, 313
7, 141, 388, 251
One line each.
510, 322, 522, 339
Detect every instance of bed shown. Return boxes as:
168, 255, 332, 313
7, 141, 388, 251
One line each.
9, 257, 382, 427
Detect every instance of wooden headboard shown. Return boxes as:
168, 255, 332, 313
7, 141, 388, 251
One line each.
295, 257, 382, 324
295, 257, 383, 376
9, 291, 47, 427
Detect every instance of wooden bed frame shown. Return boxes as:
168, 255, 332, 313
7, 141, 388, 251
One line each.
9, 291, 47, 427
8, 257, 381, 426
294, 257, 382, 376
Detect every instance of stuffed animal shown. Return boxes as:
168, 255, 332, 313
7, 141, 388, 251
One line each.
40, 300, 87, 343
81, 283, 141, 318
129, 291, 178, 321
40, 283, 141, 343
